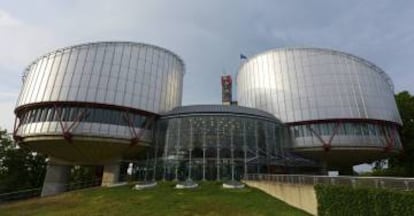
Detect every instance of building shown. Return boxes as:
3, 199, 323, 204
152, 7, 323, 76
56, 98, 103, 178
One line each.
138, 105, 315, 182
221, 75, 232, 105
13, 43, 402, 195
237, 48, 402, 172
13, 41, 185, 195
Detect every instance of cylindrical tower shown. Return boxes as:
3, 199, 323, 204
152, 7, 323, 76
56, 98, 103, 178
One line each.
14, 41, 185, 164
237, 48, 402, 168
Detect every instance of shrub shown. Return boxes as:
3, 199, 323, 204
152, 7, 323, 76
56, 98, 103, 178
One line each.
315, 184, 414, 216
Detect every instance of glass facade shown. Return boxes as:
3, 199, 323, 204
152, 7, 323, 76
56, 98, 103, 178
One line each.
130, 105, 317, 182
13, 42, 184, 163
290, 121, 401, 148
237, 48, 401, 124
15, 41, 183, 143
18, 105, 152, 129
236, 48, 403, 157
17, 41, 184, 114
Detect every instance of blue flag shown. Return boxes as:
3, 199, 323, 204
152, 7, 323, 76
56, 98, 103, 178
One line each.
240, 54, 247, 60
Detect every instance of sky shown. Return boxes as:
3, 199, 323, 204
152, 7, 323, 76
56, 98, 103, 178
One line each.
0, 0, 413, 133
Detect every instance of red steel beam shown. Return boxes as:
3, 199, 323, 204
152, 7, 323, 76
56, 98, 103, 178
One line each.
305, 121, 342, 152
15, 101, 159, 118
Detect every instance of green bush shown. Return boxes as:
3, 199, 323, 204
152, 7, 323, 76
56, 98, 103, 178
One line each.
315, 184, 414, 216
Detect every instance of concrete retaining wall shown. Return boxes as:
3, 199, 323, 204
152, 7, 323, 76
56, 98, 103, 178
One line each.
243, 180, 317, 215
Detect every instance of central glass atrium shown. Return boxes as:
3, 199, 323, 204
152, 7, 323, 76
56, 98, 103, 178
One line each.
131, 105, 317, 182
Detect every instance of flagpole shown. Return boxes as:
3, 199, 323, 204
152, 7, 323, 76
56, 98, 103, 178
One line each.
233, 53, 248, 105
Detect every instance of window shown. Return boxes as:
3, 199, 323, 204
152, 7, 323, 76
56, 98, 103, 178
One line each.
40, 107, 48, 122
19, 105, 152, 129
29, 110, 36, 123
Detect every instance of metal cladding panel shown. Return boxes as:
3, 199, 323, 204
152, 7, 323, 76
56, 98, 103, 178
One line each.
16, 42, 184, 114
162, 104, 280, 122
237, 48, 402, 125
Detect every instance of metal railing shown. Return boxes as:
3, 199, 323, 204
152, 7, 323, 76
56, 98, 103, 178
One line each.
0, 178, 102, 203
245, 174, 414, 191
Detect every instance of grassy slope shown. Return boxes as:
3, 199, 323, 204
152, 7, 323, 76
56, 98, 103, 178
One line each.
0, 182, 309, 216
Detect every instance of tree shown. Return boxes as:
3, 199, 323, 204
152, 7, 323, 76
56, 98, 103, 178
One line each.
387, 91, 414, 176
0, 129, 47, 193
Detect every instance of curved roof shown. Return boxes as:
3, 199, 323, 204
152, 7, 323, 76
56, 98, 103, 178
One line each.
23, 41, 185, 80
238, 47, 394, 91
162, 104, 281, 122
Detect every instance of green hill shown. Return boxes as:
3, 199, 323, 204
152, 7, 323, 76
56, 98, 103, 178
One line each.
0, 182, 309, 216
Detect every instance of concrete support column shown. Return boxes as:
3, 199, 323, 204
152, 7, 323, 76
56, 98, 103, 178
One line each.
101, 162, 120, 186
41, 159, 71, 197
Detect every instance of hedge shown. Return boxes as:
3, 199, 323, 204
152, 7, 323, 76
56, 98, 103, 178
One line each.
315, 184, 414, 216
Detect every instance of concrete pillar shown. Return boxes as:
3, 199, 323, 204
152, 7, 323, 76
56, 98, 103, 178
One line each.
101, 163, 120, 186
41, 160, 71, 197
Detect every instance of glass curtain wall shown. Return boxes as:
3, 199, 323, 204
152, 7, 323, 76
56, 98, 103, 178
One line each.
290, 122, 402, 148
18, 105, 151, 128
157, 115, 286, 181
127, 113, 317, 182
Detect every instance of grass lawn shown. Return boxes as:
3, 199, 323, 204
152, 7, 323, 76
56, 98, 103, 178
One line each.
0, 181, 310, 216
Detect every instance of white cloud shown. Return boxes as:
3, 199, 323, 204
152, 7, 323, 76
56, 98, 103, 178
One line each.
0, 9, 20, 26
0, 9, 57, 69
0, 9, 58, 131
0, 0, 413, 130
0, 101, 15, 131
0, 91, 17, 99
